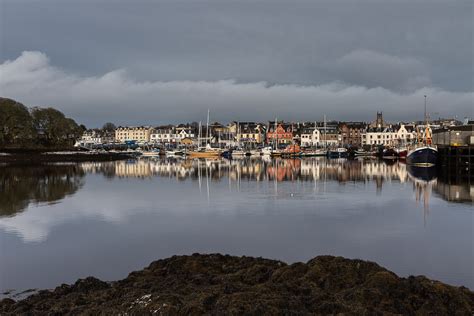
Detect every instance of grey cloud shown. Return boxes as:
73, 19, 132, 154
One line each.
0, 51, 472, 127
1, 0, 472, 91
334, 50, 431, 91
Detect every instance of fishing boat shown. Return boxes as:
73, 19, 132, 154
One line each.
407, 146, 438, 166
406, 95, 438, 166
327, 148, 348, 158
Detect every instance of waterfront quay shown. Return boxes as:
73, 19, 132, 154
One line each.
433, 125, 474, 179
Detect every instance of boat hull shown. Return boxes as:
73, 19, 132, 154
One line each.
406, 147, 438, 166
327, 150, 348, 158
188, 151, 222, 158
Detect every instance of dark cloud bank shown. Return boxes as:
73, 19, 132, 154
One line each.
0, 0, 472, 127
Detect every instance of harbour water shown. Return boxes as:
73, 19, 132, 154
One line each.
0, 157, 472, 297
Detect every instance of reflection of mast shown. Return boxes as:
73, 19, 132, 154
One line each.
206, 160, 210, 203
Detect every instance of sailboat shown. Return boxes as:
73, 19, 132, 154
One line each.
188, 110, 223, 158
406, 95, 438, 166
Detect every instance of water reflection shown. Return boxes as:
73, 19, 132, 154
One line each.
0, 164, 85, 217
0, 158, 472, 293
2, 158, 472, 219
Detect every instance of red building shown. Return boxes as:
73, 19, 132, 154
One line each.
266, 122, 294, 145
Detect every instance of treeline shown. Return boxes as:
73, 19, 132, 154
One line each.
0, 97, 85, 148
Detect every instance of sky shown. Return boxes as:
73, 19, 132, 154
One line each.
0, 0, 472, 127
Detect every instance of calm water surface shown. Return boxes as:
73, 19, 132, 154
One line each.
0, 157, 472, 296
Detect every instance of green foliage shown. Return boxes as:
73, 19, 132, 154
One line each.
102, 122, 116, 132
0, 97, 83, 148
0, 98, 35, 146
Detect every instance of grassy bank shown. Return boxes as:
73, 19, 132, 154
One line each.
1, 254, 472, 315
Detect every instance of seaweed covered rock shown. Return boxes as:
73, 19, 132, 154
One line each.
1, 254, 473, 315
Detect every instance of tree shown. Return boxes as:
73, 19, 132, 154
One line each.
102, 122, 116, 133
31, 107, 82, 146
0, 98, 34, 146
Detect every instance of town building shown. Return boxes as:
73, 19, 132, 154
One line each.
369, 112, 387, 129
362, 126, 397, 146
266, 121, 294, 145
300, 127, 321, 147
150, 125, 196, 144
393, 124, 416, 146
115, 126, 153, 143
339, 122, 367, 146
235, 122, 266, 145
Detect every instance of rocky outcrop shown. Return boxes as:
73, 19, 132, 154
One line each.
1, 254, 473, 315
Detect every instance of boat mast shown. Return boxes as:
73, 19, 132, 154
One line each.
206, 109, 210, 145
324, 115, 327, 150
198, 121, 202, 147
274, 117, 278, 150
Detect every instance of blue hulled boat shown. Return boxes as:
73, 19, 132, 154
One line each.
406, 146, 438, 166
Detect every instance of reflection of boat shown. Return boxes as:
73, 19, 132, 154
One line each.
406, 146, 438, 166
327, 148, 348, 158
262, 146, 273, 156
407, 165, 437, 181
249, 149, 262, 156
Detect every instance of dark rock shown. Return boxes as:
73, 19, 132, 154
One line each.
0, 254, 472, 315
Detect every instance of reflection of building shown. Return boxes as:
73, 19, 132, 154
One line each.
434, 180, 474, 204
115, 161, 154, 178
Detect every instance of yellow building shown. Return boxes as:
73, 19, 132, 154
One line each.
115, 126, 153, 143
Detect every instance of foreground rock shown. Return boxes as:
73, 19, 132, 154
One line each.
1, 254, 473, 315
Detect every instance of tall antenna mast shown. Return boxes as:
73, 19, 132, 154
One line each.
424, 95, 427, 126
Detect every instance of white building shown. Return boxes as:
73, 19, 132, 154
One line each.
300, 128, 321, 147
394, 124, 416, 145
362, 127, 397, 146
150, 127, 195, 144
76, 129, 114, 146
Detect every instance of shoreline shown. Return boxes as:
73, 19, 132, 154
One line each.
1, 254, 472, 314
0, 149, 132, 163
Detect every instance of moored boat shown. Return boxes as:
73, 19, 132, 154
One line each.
281, 144, 301, 157
141, 149, 161, 158
327, 148, 348, 158
406, 146, 438, 166
382, 148, 399, 160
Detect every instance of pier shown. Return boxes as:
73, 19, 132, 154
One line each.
433, 125, 474, 179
